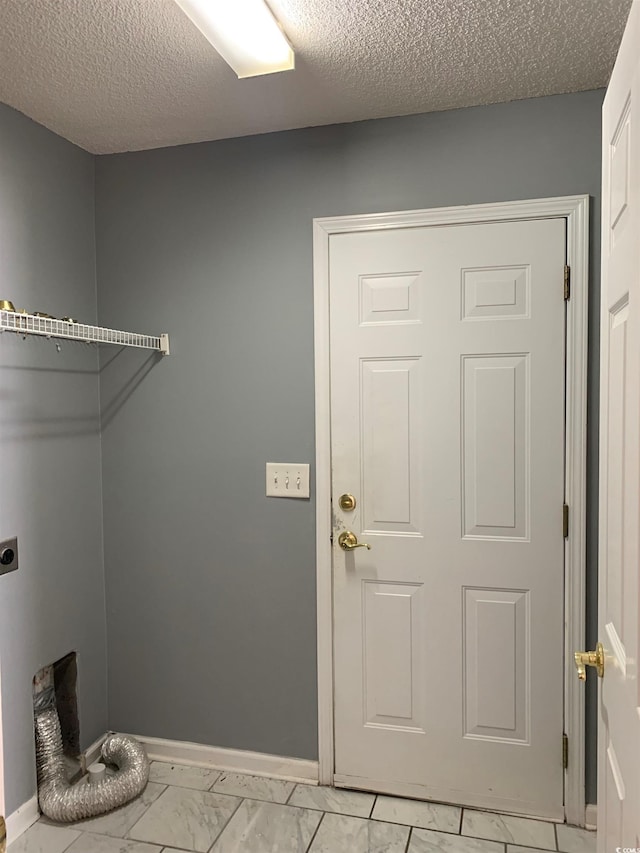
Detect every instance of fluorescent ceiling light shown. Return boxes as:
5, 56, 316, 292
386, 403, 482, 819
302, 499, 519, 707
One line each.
174, 0, 295, 79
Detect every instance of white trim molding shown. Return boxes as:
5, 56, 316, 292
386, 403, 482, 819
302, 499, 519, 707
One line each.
6, 794, 39, 845
313, 195, 590, 824
585, 803, 598, 830
81, 732, 109, 773
562, 195, 590, 827
128, 735, 319, 785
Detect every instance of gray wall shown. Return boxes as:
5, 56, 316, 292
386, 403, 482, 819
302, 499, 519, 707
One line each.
95, 88, 603, 803
0, 104, 107, 813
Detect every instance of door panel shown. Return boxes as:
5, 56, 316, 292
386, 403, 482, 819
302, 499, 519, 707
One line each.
462, 354, 528, 539
363, 581, 426, 731
463, 587, 529, 742
361, 358, 422, 533
598, 1, 640, 847
330, 217, 566, 818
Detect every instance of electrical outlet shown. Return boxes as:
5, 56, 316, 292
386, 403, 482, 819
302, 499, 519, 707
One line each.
0, 537, 18, 576
266, 463, 310, 498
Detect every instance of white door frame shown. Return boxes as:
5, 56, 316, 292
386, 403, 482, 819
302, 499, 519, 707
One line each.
313, 195, 590, 826
0, 659, 4, 823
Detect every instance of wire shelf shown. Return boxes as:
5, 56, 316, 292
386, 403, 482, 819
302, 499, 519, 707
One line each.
0, 310, 170, 355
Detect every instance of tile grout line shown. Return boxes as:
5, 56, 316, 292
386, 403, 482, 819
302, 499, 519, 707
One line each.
304, 810, 326, 853
207, 771, 223, 792
403, 825, 413, 853
209, 794, 246, 851
285, 782, 299, 806
459, 806, 464, 835
369, 794, 377, 819
123, 782, 169, 840
554, 821, 559, 852
204, 809, 217, 853
56, 829, 80, 853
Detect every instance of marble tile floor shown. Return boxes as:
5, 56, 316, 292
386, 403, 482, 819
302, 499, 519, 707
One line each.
9, 762, 596, 853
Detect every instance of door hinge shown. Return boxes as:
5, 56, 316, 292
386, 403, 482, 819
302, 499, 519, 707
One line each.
562, 733, 569, 769
564, 265, 571, 301
563, 503, 569, 538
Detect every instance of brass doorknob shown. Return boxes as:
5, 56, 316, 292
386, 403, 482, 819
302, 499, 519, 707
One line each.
574, 642, 604, 681
338, 531, 371, 551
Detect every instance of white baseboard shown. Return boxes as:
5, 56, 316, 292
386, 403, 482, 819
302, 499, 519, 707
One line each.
585, 803, 597, 830
126, 734, 319, 785
6, 794, 39, 845
81, 732, 109, 773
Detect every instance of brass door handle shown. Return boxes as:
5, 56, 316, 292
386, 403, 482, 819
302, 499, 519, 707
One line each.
338, 531, 371, 551
574, 642, 604, 680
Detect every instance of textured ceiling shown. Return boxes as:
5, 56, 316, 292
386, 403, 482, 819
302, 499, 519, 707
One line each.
0, 0, 632, 154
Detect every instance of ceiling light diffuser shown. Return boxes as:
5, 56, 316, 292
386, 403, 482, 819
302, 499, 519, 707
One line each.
173, 0, 295, 79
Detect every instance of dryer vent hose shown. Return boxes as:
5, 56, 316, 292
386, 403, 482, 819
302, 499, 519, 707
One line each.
34, 708, 149, 823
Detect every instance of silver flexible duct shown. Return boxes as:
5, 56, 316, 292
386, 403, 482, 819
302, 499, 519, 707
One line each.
35, 708, 149, 822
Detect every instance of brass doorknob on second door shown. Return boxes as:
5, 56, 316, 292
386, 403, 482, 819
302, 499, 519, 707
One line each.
574, 642, 605, 681
338, 531, 371, 551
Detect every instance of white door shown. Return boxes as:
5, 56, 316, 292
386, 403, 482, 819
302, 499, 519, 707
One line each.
597, 1, 640, 848
330, 217, 567, 819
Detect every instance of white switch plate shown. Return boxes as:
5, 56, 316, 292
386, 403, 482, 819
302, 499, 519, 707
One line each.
266, 463, 310, 498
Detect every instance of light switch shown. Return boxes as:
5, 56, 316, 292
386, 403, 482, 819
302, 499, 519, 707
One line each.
266, 463, 310, 498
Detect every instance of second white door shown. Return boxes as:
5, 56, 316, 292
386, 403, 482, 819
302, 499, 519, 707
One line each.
330, 216, 566, 819
597, 0, 640, 846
